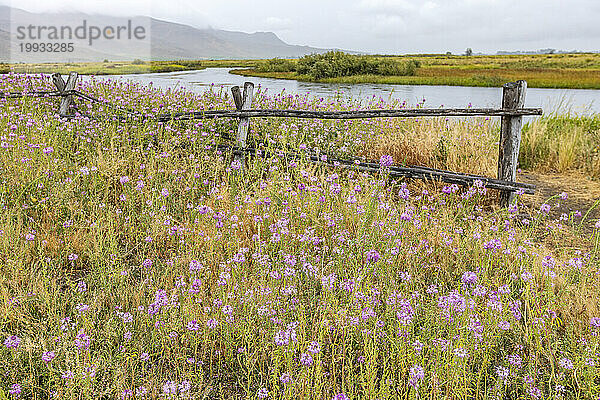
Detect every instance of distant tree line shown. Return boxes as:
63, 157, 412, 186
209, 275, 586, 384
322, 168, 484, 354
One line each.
257, 51, 420, 79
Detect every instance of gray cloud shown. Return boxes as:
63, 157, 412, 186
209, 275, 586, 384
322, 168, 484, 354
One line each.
3, 0, 598, 54
262, 17, 293, 31
351, 0, 600, 52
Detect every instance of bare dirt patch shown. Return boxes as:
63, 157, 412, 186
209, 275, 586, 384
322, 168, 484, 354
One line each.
520, 170, 600, 234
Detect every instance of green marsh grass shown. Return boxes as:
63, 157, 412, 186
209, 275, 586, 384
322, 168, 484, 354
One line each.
232, 53, 600, 89
521, 112, 600, 177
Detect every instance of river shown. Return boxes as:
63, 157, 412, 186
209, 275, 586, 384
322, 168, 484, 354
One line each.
93, 67, 600, 115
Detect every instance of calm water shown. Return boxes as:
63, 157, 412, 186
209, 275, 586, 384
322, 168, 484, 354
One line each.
93, 68, 600, 115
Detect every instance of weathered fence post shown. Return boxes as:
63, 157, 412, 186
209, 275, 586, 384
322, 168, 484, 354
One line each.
233, 82, 254, 168
52, 72, 78, 117
231, 85, 243, 111
498, 80, 527, 207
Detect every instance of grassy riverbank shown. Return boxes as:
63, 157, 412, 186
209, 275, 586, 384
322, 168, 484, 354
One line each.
1, 59, 258, 75
0, 74, 599, 399
232, 53, 600, 89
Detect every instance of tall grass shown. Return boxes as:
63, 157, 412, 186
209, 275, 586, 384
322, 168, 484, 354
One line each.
0, 74, 598, 399
521, 112, 600, 177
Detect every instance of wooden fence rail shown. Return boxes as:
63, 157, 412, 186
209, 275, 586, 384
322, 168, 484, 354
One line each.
150, 107, 542, 122
224, 79, 537, 207
2, 73, 541, 207
220, 143, 536, 195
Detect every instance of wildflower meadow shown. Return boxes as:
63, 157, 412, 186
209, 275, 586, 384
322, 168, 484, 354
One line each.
0, 73, 599, 399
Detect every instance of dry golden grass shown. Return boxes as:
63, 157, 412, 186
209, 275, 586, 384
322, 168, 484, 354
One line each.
359, 117, 498, 175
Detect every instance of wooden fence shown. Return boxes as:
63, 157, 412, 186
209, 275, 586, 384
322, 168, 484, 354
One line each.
4, 72, 542, 207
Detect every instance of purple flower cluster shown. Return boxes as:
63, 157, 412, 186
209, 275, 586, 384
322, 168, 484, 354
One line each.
379, 154, 393, 168
74, 330, 91, 350
42, 351, 56, 363
4, 335, 21, 349
408, 364, 424, 388
461, 271, 478, 286
437, 290, 467, 322
274, 324, 297, 346
365, 249, 380, 263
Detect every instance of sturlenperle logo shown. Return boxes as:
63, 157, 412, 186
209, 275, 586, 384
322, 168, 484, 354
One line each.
15, 20, 147, 46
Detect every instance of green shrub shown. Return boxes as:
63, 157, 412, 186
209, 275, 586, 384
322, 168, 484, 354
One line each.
257, 58, 297, 73
472, 75, 504, 87
295, 51, 419, 79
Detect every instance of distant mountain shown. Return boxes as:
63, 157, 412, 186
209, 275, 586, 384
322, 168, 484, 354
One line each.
148, 18, 331, 60
0, 6, 340, 62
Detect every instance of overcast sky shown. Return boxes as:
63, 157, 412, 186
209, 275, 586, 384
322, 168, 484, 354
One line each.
5, 0, 600, 54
